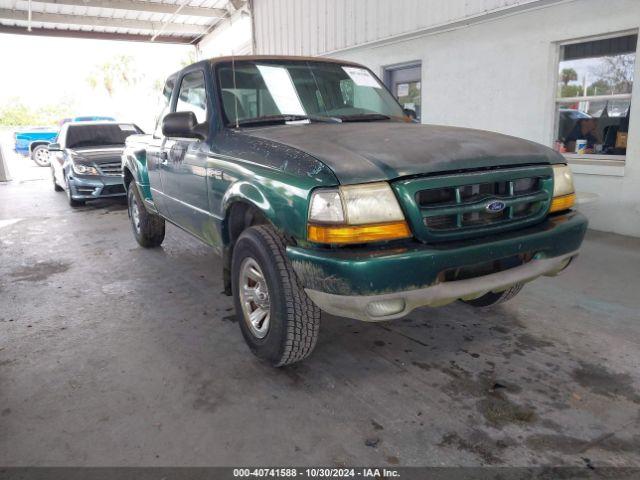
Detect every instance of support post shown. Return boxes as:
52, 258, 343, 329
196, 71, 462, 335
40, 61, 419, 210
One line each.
0, 142, 12, 182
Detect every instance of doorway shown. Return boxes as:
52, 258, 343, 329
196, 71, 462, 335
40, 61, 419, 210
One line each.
384, 62, 422, 121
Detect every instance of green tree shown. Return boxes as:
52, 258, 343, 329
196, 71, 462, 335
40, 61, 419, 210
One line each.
593, 54, 635, 94
180, 51, 198, 69
0, 99, 37, 126
560, 84, 582, 98
587, 79, 611, 96
86, 55, 140, 97
560, 68, 578, 86
0, 97, 74, 126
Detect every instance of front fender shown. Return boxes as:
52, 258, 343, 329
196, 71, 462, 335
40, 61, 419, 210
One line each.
221, 171, 334, 242
222, 181, 275, 220
122, 145, 152, 202
29, 141, 51, 152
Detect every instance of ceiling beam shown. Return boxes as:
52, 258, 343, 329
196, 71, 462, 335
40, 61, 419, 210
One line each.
31, 0, 227, 18
228, 0, 247, 11
0, 8, 209, 33
0, 24, 195, 43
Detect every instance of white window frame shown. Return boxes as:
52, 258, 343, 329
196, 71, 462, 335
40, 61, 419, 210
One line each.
552, 29, 637, 171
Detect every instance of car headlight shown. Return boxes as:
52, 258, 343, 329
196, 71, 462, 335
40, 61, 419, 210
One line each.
549, 164, 576, 213
72, 162, 99, 176
307, 182, 411, 244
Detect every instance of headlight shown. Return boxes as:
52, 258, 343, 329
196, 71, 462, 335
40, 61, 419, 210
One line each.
549, 164, 576, 213
308, 190, 344, 223
308, 182, 411, 244
72, 162, 99, 176
340, 183, 406, 224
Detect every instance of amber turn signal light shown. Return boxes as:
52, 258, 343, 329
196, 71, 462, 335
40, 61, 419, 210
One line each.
308, 221, 412, 244
549, 193, 576, 213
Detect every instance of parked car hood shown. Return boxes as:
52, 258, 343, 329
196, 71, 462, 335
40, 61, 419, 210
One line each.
240, 122, 564, 184
69, 147, 124, 164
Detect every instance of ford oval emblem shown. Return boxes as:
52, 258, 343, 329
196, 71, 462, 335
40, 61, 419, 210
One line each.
486, 200, 506, 213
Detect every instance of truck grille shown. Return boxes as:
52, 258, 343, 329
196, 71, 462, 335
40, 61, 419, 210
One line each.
393, 166, 554, 243
98, 162, 122, 176
419, 177, 545, 230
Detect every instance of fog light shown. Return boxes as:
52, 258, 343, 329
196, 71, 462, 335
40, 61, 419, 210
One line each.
366, 299, 406, 318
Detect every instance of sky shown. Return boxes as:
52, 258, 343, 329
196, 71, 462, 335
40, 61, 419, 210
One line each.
0, 33, 194, 130
559, 54, 635, 90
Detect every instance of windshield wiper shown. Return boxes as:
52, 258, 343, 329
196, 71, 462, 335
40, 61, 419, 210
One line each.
338, 113, 391, 122
233, 114, 342, 127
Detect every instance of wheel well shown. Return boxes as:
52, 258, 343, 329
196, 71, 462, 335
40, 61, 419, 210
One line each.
123, 167, 134, 190
222, 202, 269, 295
30, 141, 49, 152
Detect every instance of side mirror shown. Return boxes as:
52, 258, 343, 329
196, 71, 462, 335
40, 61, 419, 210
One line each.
48, 143, 61, 151
162, 111, 205, 139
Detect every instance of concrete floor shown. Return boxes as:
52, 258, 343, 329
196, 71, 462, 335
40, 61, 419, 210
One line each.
1, 150, 639, 467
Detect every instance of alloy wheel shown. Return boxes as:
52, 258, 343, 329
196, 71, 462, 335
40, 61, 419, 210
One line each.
33, 147, 50, 166
238, 257, 271, 339
130, 191, 141, 234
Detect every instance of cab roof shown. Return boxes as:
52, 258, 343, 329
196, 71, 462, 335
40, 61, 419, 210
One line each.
167, 55, 366, 82
208, 55, 365, 67
65, 121, 123, 126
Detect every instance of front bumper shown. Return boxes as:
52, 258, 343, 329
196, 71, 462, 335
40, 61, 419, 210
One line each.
68, 174, 126, 200
287, 211, 588, 321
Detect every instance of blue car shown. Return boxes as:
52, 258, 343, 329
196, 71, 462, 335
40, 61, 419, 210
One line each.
14, 127, 58, 166
14, 116, 116, 167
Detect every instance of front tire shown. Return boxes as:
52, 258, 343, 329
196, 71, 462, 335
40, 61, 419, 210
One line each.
127, 183, 165, 248
232, 225, 320, 367
31, 145, 50, 167
461, 283, 524, 307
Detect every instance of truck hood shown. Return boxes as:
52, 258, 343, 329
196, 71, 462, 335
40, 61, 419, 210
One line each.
241, 122, 563, 184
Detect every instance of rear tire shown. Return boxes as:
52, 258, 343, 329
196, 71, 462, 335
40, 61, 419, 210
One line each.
31, 145, 50, 167
461, 283, 524, 307
232, 225, 320, 367
127, 183, 165, 248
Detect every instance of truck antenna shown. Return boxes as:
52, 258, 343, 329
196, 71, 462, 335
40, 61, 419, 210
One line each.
232, 56, 239, 129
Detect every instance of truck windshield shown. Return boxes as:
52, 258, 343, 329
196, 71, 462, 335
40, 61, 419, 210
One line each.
217, 60, 404, 126
66, 124, 141, 149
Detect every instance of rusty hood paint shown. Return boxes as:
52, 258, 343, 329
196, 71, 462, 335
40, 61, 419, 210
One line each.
239, 122, 565, 185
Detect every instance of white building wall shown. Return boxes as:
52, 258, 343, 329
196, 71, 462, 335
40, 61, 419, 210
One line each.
253, 0, 553, 56
251, 0, 640, 237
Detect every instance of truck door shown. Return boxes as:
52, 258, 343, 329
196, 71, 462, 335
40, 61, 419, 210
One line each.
160, 69, 212, 240
146, 77, 175, 216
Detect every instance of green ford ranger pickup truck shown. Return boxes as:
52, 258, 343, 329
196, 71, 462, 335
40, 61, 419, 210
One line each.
122, 56, 587, 366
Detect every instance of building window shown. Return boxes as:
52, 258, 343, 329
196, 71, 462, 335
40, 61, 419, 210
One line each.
555, 34, 636, 159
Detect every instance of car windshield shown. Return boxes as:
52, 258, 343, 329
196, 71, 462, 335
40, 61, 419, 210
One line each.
217, 60, 404, 126
66, 124, 141, 149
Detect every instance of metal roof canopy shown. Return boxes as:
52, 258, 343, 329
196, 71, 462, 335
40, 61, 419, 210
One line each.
0, 0, 247, 44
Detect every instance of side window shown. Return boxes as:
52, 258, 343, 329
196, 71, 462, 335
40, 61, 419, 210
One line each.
154, 78, 174, 137
175, 71, 208, 124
